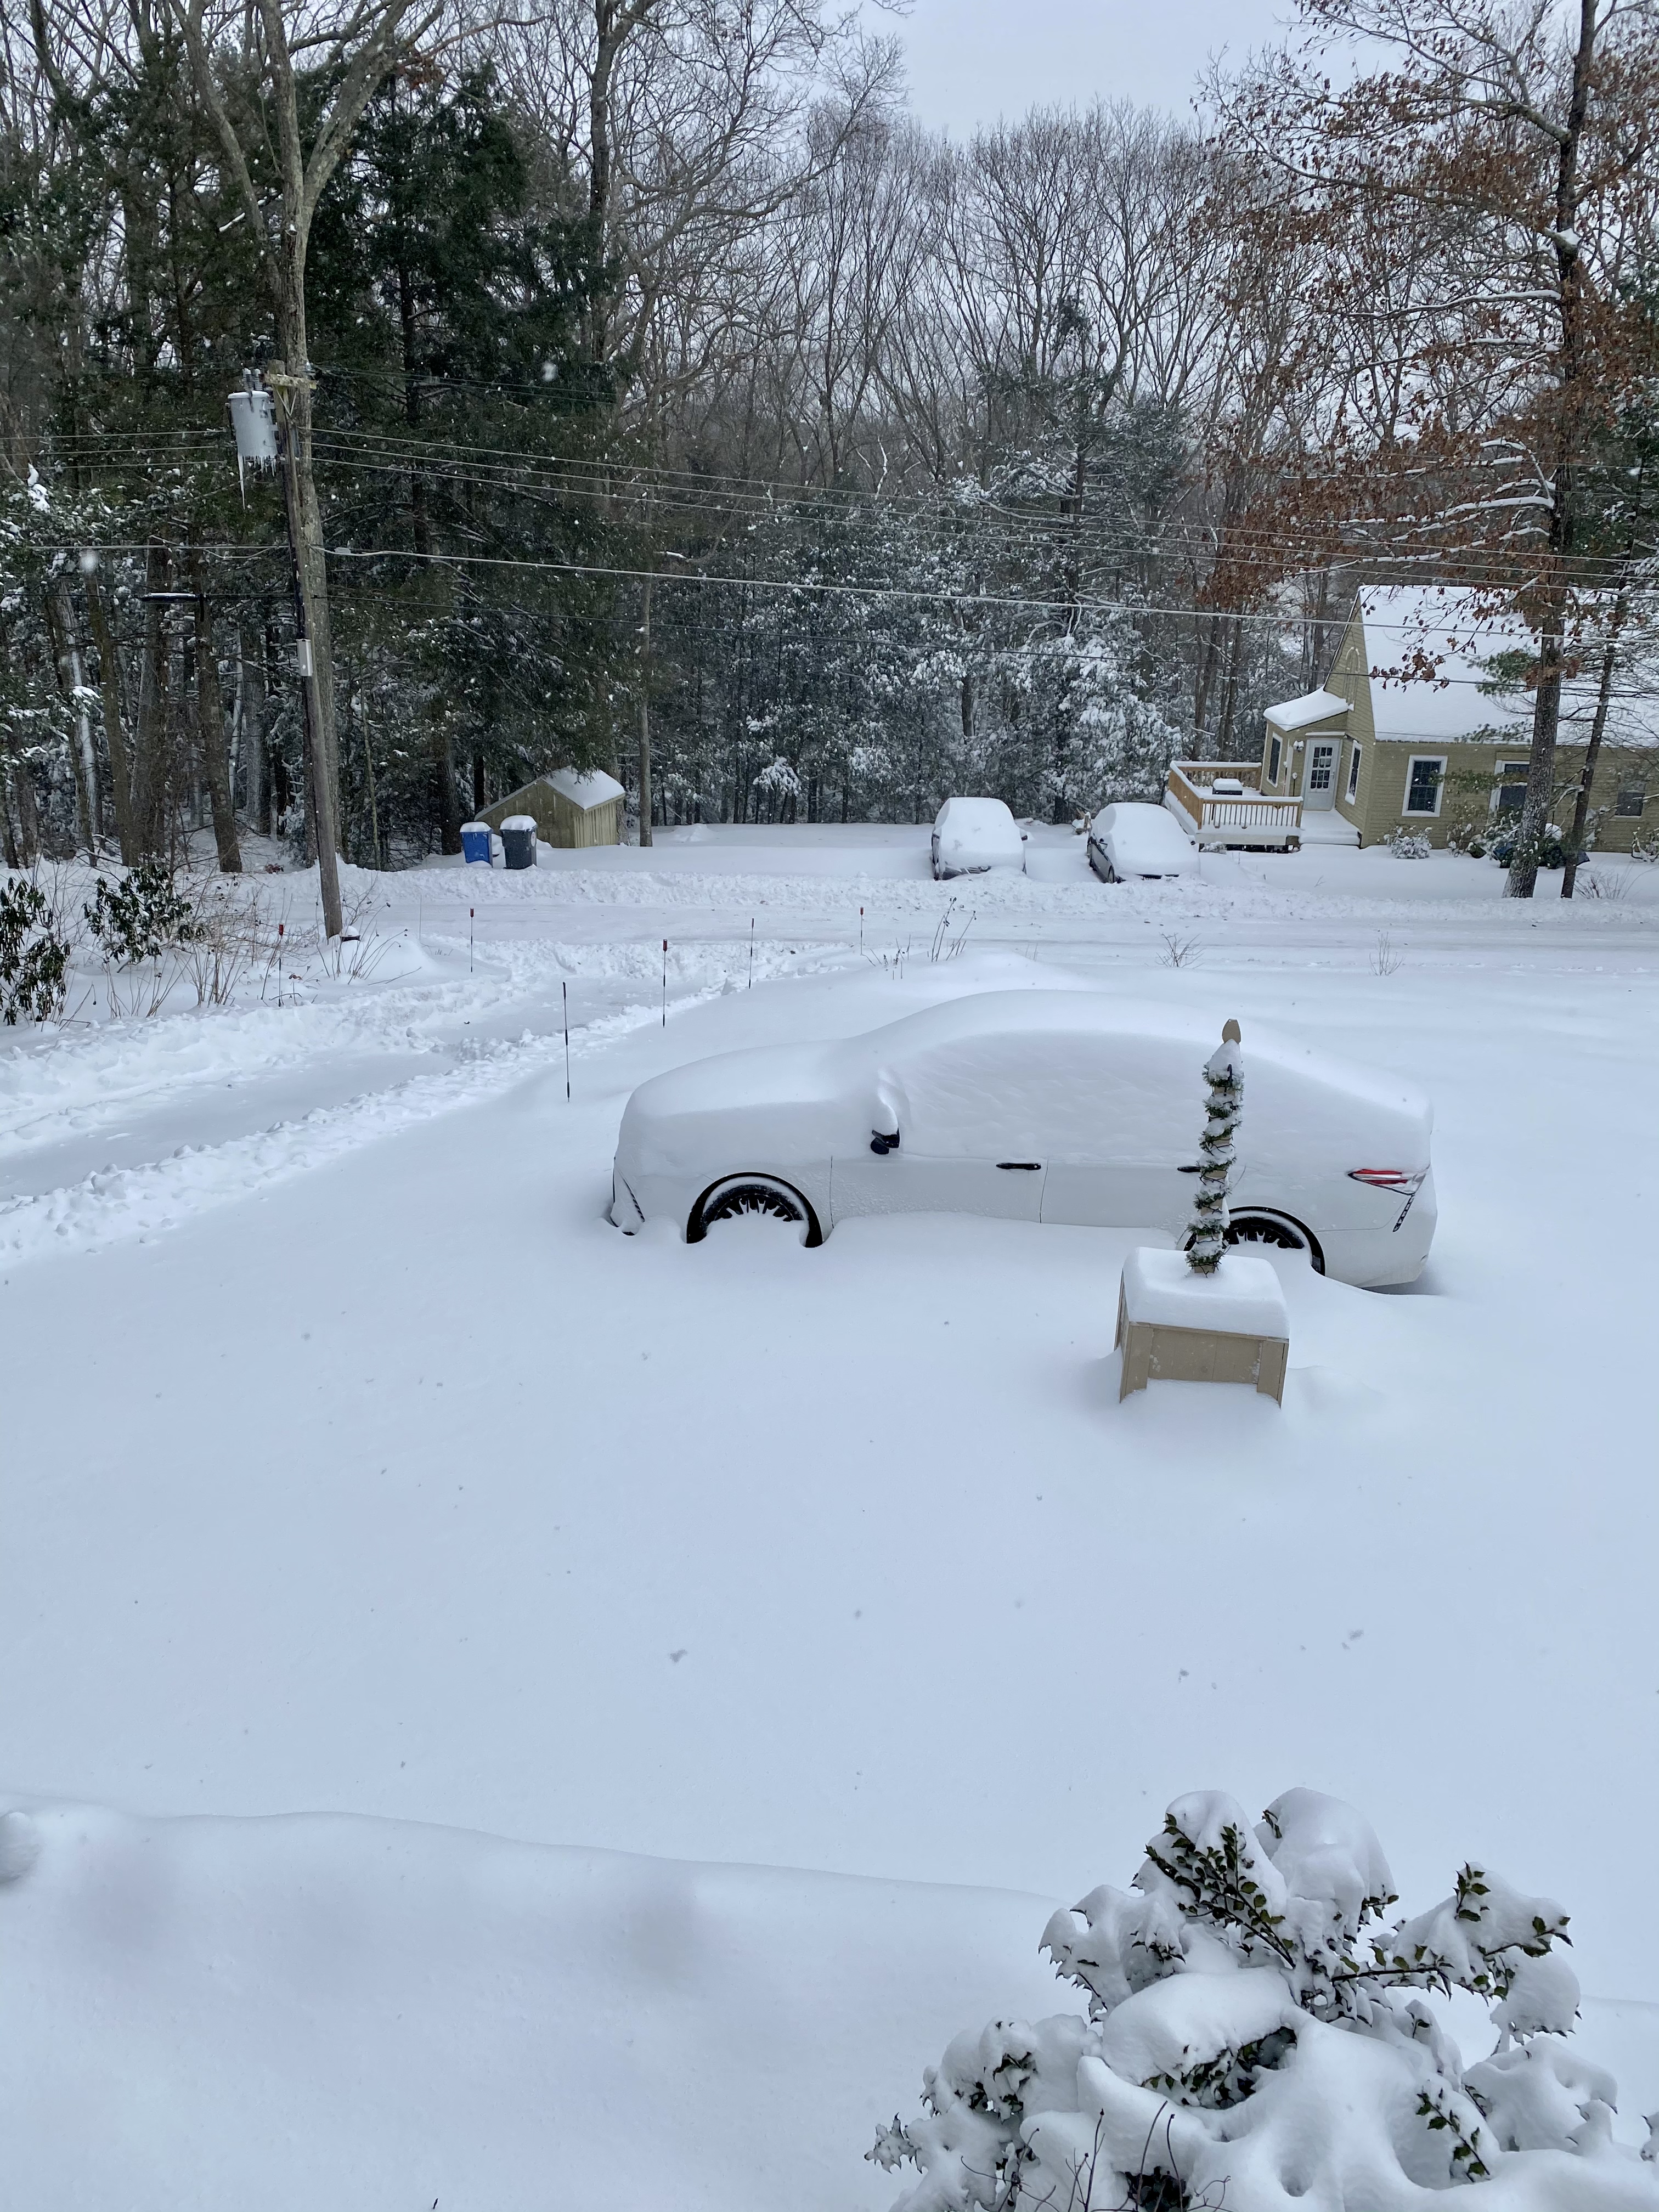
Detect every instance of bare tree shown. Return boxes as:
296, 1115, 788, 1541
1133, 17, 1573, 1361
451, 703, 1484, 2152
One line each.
1217, 0, 1659, 894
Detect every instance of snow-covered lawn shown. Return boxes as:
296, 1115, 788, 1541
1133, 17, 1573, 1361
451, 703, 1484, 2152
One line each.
2, 830, 1656, 2204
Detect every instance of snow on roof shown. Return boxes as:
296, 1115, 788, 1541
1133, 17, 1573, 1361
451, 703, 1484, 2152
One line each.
547, 766, 625, 810
1356, 587, 1659, 748
1264, 689, 1351, 732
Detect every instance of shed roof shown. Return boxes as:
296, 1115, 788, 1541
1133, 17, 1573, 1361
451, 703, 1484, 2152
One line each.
1264, 688, 1351, 732
548, 766, 626, 810
1356, 587, 1659, 748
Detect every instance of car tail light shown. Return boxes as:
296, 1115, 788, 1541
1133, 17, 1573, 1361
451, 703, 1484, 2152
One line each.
1348, 1169, 1424, 1190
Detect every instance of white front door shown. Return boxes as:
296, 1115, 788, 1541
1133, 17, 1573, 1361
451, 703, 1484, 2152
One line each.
1302, 741, 1338, 809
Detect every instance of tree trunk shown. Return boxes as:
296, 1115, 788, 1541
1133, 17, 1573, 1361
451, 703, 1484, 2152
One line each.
45, 581, 99, 858
132, 543, 171, 856
638, 571, 654, 847
1561, 618, 1621, 898
433, 733, 463, 854
1506, 0, 1597, 901
258, 623, 277, 836
10, 755, 42, 865
191, 580, 242, 873
1216, 617, 1244, 755
81, 558, 138, 862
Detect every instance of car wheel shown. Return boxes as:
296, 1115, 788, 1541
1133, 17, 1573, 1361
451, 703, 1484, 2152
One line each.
1221, 1210, 1325, 1274
689, 1175, 821, 1246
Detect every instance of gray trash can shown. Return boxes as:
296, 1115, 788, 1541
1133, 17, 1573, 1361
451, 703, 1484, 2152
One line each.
500, 814, 538, 870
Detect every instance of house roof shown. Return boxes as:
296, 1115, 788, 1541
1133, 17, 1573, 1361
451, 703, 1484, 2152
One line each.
1355, 587, 1659, 748
547, 766, 625, 810
1265, 688, 1351, 732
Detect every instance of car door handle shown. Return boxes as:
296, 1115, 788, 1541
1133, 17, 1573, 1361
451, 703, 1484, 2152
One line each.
996, 1161, 1042, 1171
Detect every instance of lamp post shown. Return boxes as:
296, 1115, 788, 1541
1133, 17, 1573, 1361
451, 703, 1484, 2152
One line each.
229, 369, 343, 939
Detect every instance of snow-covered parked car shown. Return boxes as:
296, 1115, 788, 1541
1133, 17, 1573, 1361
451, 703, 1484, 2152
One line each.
609, 993, 1436, 1286
1087, 802, 1194, 882
931, 797, 1026, 879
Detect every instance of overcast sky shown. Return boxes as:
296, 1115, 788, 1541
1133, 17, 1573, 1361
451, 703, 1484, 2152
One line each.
891, 0, 1291, 133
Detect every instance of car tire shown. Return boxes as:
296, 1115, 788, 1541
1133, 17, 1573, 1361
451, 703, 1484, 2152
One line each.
688, 1175, 822, 1246
1217, 1209, 1325, 1274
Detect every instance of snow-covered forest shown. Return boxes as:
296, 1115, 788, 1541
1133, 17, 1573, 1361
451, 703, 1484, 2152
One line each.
4, 0, 1656, 866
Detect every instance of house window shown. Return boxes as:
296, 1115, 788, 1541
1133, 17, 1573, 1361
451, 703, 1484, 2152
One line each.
1346, 746, 1361, 803
1404, 757, 1445, 816
1268, 734, 1282, 785
1615, 785, 1647, 818
1493, 759, 1530, 815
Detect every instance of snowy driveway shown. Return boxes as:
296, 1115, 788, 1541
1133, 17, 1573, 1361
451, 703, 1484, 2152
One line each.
3, 842, 1655, 1982
2, 836, 1657, 2207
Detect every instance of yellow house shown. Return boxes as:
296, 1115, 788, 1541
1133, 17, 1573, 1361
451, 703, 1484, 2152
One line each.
1259, 588, 1658, 851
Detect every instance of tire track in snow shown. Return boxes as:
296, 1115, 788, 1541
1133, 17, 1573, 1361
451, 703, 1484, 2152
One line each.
0, 944, 851, 1268
0, 994, 680, 1270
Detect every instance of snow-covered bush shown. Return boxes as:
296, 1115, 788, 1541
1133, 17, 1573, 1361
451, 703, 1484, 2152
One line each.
1386, 829, 1434, 860
0, 876, 70, 1023
869, 1789, 1657, 2210
83, 859, 203, 966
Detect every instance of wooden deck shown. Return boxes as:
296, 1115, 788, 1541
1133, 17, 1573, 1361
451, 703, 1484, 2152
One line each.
1166, 763, 1302, 850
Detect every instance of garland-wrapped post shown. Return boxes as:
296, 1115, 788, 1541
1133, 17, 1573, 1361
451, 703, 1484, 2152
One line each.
1187, 1018, 1243, 1273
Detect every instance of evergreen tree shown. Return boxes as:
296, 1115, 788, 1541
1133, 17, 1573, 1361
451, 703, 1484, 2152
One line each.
1186, 1022, 1243, 1273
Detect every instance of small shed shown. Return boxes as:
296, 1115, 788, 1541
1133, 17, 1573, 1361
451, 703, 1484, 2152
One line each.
481, 768, 625, 850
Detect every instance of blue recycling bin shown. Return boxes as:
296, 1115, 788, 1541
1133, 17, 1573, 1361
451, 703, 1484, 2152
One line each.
461, 821, 493, 865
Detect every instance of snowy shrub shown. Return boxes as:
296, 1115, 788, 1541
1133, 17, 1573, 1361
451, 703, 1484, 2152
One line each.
83, 859, 203, 966
868, 1789, 1657, 2211
0, 876, 70, 1024
1386, 829, 1434, 860
1631, 825, 1659, 864
1489, 823, 1580, 872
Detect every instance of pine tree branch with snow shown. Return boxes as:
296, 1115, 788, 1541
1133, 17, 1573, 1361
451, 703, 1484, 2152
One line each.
870, 1789, 1657, 2211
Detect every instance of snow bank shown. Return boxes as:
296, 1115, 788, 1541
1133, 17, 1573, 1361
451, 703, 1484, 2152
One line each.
0, 1796, 1060, 2212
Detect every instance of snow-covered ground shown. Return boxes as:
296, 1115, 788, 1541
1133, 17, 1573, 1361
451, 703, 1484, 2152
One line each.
3, 827, 1656, 2204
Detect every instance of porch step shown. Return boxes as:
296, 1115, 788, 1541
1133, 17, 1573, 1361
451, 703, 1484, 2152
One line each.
1297, 813, 1360, 848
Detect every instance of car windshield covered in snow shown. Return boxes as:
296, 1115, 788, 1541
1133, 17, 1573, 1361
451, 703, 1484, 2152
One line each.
1088, 803, 1194, 881
932, 797, 1025, 879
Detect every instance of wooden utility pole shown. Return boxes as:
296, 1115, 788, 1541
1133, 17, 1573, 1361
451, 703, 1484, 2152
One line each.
269, 363, 344, 937
638, 569, 654, 847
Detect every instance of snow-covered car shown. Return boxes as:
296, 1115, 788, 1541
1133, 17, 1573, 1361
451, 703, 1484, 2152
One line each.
1087, 802, 1194, 882
609, 993, 1436, 1287
931, 797, 1026, 880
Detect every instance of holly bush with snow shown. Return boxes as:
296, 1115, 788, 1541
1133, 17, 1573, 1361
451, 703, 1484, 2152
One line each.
870, 1789, 1658, 2210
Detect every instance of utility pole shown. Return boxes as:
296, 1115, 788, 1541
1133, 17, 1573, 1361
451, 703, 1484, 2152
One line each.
638, 568, 654, 848
251, 365, 343, 938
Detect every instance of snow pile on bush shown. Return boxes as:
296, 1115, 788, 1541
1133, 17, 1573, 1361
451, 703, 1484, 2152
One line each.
870, 1789, 1659, 2210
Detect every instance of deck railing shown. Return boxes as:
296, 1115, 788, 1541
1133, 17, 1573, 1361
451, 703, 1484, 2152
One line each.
1166, 761, 1302, 845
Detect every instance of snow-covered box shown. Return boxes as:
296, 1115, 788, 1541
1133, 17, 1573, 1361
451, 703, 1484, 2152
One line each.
1114, 1246, 1289, 1404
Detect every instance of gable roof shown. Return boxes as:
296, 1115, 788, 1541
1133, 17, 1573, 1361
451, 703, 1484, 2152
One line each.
547, 766, 626, 810
1355, 588, 1658, 748
1264, 687, 1351, 732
